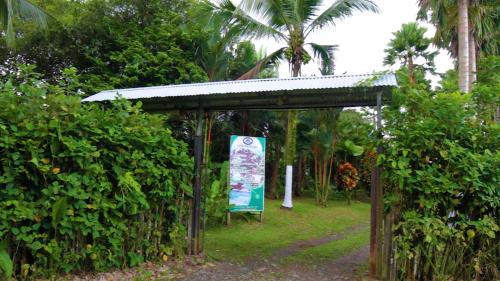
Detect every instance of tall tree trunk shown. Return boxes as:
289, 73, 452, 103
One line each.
282, 59, 301, 208
407, 56, 415, 84
458, 0, 470, 92
269, 141, 281, 199
282, 110, 297, 208
469, 31, 477, 89
294, 153, 306, 197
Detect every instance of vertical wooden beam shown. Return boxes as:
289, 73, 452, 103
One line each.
370, 92, 384, 278
383, 208, 394, 280
369, 160, 379, 277
191, 108, 204, 255
376, 92, 385, 278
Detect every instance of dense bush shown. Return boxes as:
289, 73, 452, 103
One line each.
382, 71, 499, 280
0, 0, 208, 94
0, 74, 192, 278
202, 161, 230, 227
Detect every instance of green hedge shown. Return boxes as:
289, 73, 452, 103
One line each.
0, 80, 192, 278
382, 84, 499, 280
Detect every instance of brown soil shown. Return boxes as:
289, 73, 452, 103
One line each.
181, 246, 370, 281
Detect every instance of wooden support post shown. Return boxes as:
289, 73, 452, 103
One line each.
369, 159, 379, 278
376, 165, 384, 278
376, 92, 385, 279
370, 92, 384, 278
382, 209, 394, 280
190, 108, 204, 255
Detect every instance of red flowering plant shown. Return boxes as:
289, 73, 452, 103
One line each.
336, 161, 360, 205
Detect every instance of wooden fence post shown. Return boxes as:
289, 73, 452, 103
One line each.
190, 108, 204, 255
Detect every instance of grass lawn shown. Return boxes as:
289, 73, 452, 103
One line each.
203, 197, 370, 262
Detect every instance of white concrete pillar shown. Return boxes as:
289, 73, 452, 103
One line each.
282, 165, 293, 208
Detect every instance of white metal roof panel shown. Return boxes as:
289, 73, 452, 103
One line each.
82, 73, 397, 102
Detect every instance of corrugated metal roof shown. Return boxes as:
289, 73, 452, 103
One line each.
82, 73, 397, 102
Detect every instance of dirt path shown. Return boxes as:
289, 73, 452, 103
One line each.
61, 224, 371, 281
270, 223, 369, 259
181, 223, 370, 281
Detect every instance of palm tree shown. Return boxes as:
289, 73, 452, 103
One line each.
211, 0, 379, 208
384, 22, 437, 84
418, 0, 499, 92
301, 108, 341, 206
0, 0, 49, 46
420, 0, 469, 92
457, 0, 469, 92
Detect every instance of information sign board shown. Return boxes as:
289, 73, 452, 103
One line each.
229, 135, 266, 212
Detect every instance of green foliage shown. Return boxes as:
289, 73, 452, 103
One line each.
335, 110, 374, 159
0, 67, 193, 278
212, 0, 379, 177
51, 197, 68, 231
384, 22, 436, 83
437, 69, 459, 93
355, 70, 392, 87
227, 41, 277, 80
284, 110, 298, 165
0, 241, 13, 279
190, 3, 271, 82
341, 140, 364, 157
0, 0, 49, 47
384, 22, 436, 69
203, 161, 230, 227
472, 55, 500, 124
301, 109, 340, 205
382, 73, 499, 280
417, 0, 499, 57
299, 109, 374, 205
1, 0, 207, 94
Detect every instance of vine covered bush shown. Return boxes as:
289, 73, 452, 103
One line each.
0, 73, 193, 278
382, 74, 499, 280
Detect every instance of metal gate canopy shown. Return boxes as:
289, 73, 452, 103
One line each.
83, 73, 397, 276
82, 73, 396, 111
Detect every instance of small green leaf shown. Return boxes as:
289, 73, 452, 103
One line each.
52, 197, 68, 230
0, 241, 13, 279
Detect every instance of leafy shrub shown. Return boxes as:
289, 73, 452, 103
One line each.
203, 161, 230, 227
382, 86, 499, 280
0, 71, 192, 278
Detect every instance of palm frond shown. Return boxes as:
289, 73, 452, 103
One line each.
0, 1, 8, 28
0, 0, 49, 47
236, 0, 289, 39
306, 0, 379, 36
294, 0, 324, 25
236, 46, 285, 80
12, 0, 47, 24
470, 1, 499, 55
210, 0, 287, 41
308, 43, 337, 75
241, 0, 295, 31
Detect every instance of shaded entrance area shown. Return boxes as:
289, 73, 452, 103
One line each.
83, 73, 397, 278
189, 198, 371, 281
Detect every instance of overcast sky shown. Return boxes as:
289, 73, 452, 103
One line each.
253, 0, 455, 83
